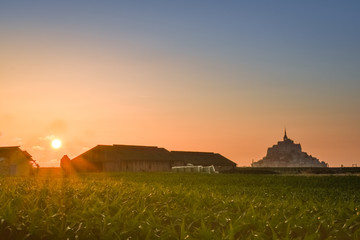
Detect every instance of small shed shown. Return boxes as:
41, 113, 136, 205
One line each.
0, 146, 36, 176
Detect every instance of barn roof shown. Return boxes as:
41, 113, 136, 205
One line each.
22, 151, 32, 159
0, 146, 33, 161
0, 146, 21, 153
71, 144, 237, 168
72, 144, 172, 162
171, 151, 236, 166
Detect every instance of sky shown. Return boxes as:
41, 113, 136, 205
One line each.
1, 1, 359, 167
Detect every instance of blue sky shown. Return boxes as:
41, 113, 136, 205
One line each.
1, 1, 359, 166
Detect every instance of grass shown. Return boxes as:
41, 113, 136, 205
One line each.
0, 173, 360, 239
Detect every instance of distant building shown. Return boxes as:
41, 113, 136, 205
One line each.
70, 144, 237, 172
0, 146, 37, 176
171, 151, 236, 172
252, 130, 328, 168
71, 145, 173, 172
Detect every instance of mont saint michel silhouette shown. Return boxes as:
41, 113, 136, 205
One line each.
252, 130, 328, 168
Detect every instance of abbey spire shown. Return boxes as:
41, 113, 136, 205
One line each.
283, 128, 288, 141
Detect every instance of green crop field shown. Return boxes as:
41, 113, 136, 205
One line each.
0, 173, 360, 239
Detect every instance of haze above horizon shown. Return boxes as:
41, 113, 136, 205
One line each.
1, 1, 359, 167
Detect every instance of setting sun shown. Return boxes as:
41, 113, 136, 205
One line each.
51, 139, 62, 149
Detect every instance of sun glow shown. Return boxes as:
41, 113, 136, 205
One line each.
51, 139, 62, 149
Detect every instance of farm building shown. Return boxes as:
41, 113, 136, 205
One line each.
69, 144, 237, 172
0, 146, 37, 176
171, 151, 236, 172
71, 145, 173, 172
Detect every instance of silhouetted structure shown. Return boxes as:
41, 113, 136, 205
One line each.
72, 145, 172, 172
252, 130, 328, 168
70, 144, 237, 172
60, 155, 73, 174
0, 146, 37, 176
171, 151, 236, 172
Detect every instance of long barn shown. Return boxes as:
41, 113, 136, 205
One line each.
70, 144, 236, 172
71, 145, 172, 172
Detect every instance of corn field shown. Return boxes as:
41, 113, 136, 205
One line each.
0, 173, 359, 239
